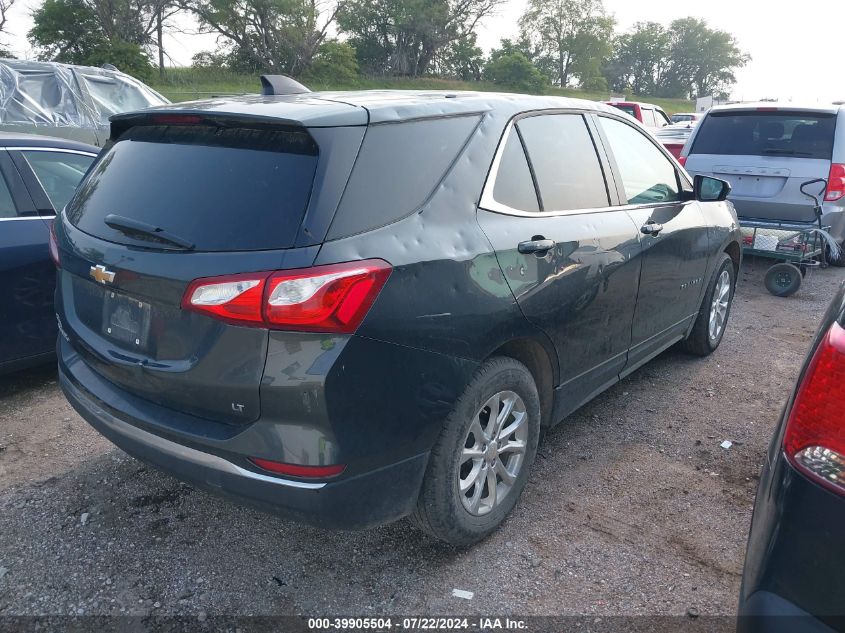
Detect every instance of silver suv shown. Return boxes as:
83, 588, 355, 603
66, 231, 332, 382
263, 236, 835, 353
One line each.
681, 103, 845, 264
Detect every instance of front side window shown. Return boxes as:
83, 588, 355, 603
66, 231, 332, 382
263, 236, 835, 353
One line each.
599, 116, 681, 205
22, 151, 95, 213
517, 114, 609, 212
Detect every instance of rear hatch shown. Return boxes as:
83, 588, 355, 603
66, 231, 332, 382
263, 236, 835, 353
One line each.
685, 109, 836, 222
56, 109, 361, 424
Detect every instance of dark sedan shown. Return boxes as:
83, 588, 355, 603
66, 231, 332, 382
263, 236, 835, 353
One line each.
0, 133, 98, 374
739, 283, 845, 632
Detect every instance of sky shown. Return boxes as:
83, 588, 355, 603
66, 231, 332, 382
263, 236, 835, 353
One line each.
2, 0, 843, 103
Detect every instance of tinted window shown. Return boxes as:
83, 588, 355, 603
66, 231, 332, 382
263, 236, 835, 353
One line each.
0, 172, 16, 218
67, 125, 318, 251
611, 104, 637, 119
328, 116, 479, 239
599, 117, 680, 205
691, 111, 836, 159
517, 114, 609, 211
22, 151, 95, 213
491, 130, 539, 212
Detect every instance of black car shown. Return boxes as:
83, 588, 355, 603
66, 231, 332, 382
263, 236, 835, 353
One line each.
738, 284, 845, 632
0, 132, 97, 374
54, 91, 742, 544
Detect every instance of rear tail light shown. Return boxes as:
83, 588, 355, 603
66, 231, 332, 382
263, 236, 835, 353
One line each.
249, 457, 345, 479
783, 320, 845, 495
824, 164, 845, 202
182, 260, 391, 333
678, 156, 687, 167
49, 219, 60, 267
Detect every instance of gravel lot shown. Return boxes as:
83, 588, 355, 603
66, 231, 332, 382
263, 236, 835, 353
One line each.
0, 258, 842, 619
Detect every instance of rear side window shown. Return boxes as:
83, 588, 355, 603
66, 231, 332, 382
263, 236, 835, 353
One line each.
22, 150, 95, 212
517, 114, 609, 211
0, 172, 17, 218
67, 125, 318, 251
691, 111, 836, 159
327, 116, 479, 239
491, 130, 539, 212
599, 116, 680, 205
641, 109, 656, 127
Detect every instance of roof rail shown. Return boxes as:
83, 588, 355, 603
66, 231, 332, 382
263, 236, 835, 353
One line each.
260, 75, 311, 96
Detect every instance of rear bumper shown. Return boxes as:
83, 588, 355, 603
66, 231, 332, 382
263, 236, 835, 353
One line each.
59, 348, 430, 530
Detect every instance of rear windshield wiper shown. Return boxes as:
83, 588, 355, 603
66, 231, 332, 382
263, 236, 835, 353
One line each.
104, 214, 195, 250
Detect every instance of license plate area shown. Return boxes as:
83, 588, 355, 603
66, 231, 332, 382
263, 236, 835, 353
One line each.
101, 290, 152, 350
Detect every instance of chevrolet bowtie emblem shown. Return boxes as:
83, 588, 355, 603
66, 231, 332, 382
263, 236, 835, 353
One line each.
89, 264, 116, 285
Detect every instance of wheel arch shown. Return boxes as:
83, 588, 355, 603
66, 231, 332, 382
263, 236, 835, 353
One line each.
486, 337, 556, 427
724, 240, 741, 276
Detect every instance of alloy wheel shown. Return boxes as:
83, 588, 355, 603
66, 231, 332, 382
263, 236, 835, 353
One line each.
458, 391, 528, 516
709, 269, 731, 341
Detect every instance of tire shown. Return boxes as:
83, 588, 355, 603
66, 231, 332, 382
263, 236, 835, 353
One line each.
764, 262, 802, 297
410, 357, 541, 545
680, 253, 735, 356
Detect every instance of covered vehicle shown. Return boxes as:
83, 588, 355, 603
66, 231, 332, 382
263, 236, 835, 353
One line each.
0, 59, 168, 147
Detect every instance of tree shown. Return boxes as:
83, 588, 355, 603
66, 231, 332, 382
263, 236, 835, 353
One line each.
659, 17, 749, 99
484, 51, 545, 93
305, 40, 359, 84
336, 0, 504, 77
604, 21, 669, 95
180, 0, 337, 76
518, 0, 614, 88
28, 0, 177, 78
0, 0, 16, 45
435, 30, 483, 80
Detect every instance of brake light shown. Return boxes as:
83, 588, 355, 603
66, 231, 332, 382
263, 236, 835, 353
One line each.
49, 220, 60, 267
182, 260, 391, 333
150, 114, 203, 126
824, 164, 845, 202
783, 320, 845, 495
249, 457, 345, 479
678, 156, 687, 167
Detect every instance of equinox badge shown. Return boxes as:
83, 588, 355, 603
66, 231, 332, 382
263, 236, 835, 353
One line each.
89, 264, 116, 285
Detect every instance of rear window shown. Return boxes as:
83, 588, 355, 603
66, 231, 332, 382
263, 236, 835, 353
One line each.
690, 111, 836, 159
327, 115, 479, 239
611, 104, 637, 119
67, 125, 318, 251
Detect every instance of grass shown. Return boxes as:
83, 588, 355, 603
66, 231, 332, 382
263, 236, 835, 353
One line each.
149, 67, 694, 114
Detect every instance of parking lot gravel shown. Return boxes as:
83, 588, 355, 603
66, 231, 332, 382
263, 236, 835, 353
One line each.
0, 258, 842, 619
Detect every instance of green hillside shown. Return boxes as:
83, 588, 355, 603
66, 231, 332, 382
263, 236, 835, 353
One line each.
149, 68, 694, 114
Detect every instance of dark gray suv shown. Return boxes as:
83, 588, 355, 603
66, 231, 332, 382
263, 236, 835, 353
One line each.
54, 91, 742, 545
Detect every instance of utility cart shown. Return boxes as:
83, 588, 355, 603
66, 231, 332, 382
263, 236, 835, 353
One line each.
739, 178, 840, 296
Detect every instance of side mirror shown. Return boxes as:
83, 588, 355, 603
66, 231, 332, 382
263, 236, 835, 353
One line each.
694, 174, 731, 202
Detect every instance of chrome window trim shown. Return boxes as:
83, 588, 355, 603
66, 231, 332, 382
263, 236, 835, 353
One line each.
0, 216, 47, 221
480, 114, 618, 218
5, 147, 98, 157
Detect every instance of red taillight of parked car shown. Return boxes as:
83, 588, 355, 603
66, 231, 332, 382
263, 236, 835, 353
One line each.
824, 164, 845, 202
678, 156, 687, 167
182, 260, 392, 334
49, 220, 61, 268
783, 320, 845, 495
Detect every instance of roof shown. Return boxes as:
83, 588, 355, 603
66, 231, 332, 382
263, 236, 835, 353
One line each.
707, 101, 843, 115
112, 90, 623, 128
604, 100, 665, 109
0, 131, 98, 152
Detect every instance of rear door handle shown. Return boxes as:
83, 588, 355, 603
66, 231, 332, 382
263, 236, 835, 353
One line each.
641, 222, 664, 236
518, 238, 556, 254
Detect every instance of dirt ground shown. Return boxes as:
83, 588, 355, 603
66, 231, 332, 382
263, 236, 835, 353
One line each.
0, 258, 841, 619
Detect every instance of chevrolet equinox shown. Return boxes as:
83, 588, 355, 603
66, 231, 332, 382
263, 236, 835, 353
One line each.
54, 91, 742, 545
